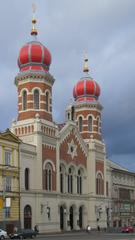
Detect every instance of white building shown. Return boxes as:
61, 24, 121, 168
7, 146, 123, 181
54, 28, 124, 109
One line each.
9, 14, 135, 233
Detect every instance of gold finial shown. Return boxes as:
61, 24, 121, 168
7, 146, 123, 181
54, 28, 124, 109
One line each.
31, 3, 38, 36
83, 51, 89, 73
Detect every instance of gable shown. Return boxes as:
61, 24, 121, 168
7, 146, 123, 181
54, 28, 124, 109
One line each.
59, 123, 87, 166
0, 129, 21, 144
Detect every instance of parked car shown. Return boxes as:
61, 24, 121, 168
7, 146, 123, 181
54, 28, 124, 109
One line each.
0, 229, 7, 240
121, 226, 134, 233
9, 229, 38, 239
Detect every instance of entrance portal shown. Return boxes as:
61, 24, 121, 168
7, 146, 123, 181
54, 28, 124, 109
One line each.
60, 206, 64, 230
69, 206, 74, 230
24, 205, 32, 229
79, 206, 83, 228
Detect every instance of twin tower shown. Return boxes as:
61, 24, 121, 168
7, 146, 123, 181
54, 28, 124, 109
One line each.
11, 13, 107, 231
14, 23, 102, 142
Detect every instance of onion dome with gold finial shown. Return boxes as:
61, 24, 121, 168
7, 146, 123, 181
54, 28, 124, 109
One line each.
73, 53, 100, 102
18, 4, 51, 73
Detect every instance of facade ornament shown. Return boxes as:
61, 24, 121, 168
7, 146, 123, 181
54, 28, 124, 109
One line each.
67, 139, 77, 159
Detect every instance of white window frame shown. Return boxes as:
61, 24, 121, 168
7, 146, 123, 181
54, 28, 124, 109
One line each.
5, 151, 11, 166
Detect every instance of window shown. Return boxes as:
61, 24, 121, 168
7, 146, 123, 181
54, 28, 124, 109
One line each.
96, 173, 104, 195
44, 163, 52, 191
78, 116, 83, 132
24, 205, 32, 229
34, 89, 39, 109
88, 116, 93, 132
97, 117, 100, 133
25, 168, 30, 190
5, 151, 11, 166
46, 92, 49, 111
60, 171, 63, 193
60, 165, 66, 193
71, 106, 74, 121
22, 90, 27, 110
77, 169, 82, 194
5, 176, 12, 192
119, 188, 130, 200
60, 166, 63, 193
24, 205, 31, 217
106, 181, 108, 196
68, 168, 73, 194
5, 207, 10, 218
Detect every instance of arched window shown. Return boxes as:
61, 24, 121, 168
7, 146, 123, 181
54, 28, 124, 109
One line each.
68, 167, 73, 194
88, 116, 93, 132
106, 181, 108, 196
68, 113, 70, 120
71, 106, 74, 121
44, 163, 52, 191
34, 89, 39, 109
24, 205, 32, 229
46, 92, 49, 111
78, 116, 83, 132
60, 165, 65, 193
79, 206, 83, 228
97, 117, 100, 133
22, 90, 27, 110
96, 172, 104, 195
77, 169, 82, 194
25, 168, 30, 190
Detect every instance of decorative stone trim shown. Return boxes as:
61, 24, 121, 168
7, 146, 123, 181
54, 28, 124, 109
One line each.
15, 71, 55, 86
59, 123, 88, 157
43, 159, 56, 171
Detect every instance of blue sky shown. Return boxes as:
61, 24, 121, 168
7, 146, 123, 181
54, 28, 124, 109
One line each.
0, 0, 135, 171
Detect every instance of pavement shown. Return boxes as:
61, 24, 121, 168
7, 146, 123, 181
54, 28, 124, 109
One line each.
37, 229, 135, 238
36, 232, 135, 240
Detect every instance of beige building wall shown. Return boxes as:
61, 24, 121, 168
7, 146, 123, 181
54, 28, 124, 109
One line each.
0, 130, 20, 233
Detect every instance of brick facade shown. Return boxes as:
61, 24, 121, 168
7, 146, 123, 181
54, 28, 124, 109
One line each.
42, 144, 56, 191
96, 160, 104, 175
60, 133, 87, 167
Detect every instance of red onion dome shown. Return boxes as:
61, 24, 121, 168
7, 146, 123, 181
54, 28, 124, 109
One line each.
73, 76, 100, 102
18, 41, 51, 72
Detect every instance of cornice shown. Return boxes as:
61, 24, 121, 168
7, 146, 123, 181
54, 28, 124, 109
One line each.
15, 71, 55, 87
74, 101, 103, 111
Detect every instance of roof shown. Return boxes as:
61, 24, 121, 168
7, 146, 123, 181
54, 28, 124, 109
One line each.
107, 159, 135, 175
0, 128, 21, 144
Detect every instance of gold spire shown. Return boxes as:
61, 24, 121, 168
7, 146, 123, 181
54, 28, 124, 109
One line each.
83, 51, 89, 73
31, 3, 38, 36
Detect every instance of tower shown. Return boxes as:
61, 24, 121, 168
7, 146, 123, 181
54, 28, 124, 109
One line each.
71, 55, 107, 228
15, 12, 55, 123
11, 10, 58, 231
11, 8, 56, 144
73, 54, 102, 142
10, 7, 108, 230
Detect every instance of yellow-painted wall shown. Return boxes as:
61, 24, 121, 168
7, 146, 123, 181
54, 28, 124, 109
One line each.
0, 131, 20, 224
